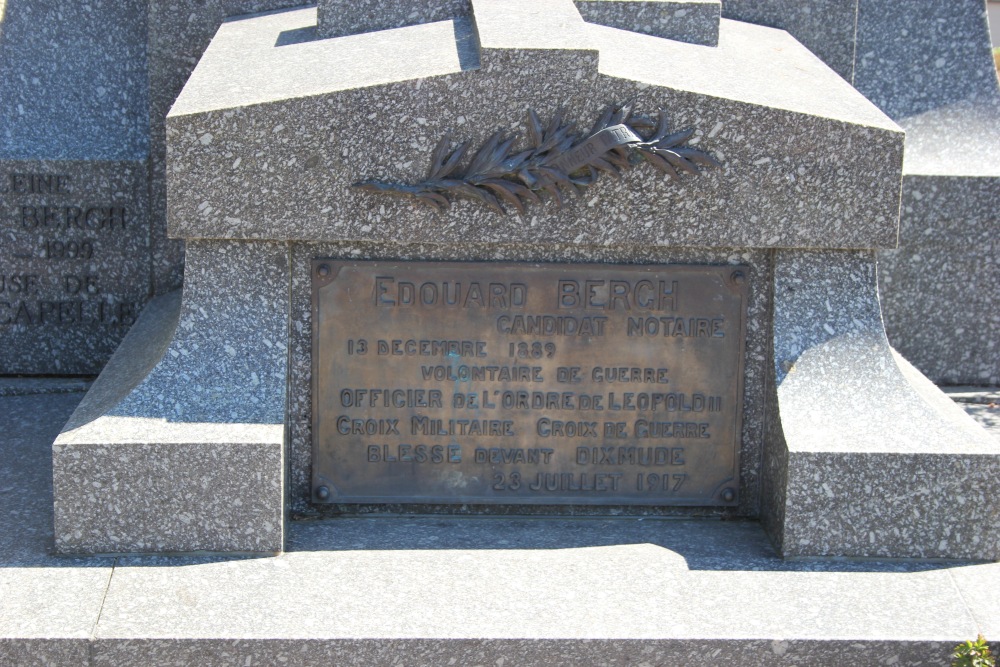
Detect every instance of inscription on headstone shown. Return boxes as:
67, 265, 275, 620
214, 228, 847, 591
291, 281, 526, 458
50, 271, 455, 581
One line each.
0, 165, 148, 374
312, 261, 747, 506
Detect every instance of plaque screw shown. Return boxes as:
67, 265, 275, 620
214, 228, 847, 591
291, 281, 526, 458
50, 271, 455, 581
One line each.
316, 486, 330, 501
317, 264, 330, 277
721, 487, 736, 503
730, 270, 746, 285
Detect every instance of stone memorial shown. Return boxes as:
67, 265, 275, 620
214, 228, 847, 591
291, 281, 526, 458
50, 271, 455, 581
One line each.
2, 0, 1000, 664
42, 0, 999, 562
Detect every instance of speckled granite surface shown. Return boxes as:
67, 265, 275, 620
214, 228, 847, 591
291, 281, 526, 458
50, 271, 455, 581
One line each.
0, 160, 151, 375
721, 0, 859, 82
146, 0, 320, 295
855, 0, 1000, 386
52, 241, 289, 554
166, 4, 902, 249
0, 0, 152, 376
764, 250, 1000, 559
318, 0, 469, 38
4, 387, 1000, 666
853, 0, 998, 122
879, 177, 999, 386
575, 0, 720, 46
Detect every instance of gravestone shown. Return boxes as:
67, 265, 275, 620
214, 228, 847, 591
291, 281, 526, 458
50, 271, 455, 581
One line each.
50, 0, 1000, 560
854, 0, 1000, 386
0, 0, 314, 376
0, 0, 150, 374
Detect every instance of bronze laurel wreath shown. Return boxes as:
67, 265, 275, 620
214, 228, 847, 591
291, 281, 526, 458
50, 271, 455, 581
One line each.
354, 105, 720, 215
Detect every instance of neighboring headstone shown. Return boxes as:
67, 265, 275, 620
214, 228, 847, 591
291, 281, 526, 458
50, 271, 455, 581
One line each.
0, 0, 150, 374
0, 0, 308, 375
854, 0, 1000, 386
51, 0, 1000, 560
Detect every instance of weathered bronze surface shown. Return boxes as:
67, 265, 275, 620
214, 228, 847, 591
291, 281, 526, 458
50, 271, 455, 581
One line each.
312, 261, 747, 506
354, 105, 720, 214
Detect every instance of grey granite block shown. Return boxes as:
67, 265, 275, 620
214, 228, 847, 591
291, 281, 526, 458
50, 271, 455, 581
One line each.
147, 0, 314, 294
722, 0, 859, 82
88, 639, 963, 667
0, 0, 152, 375
0, 391, 114, 666
575, 0, 720, 46
286, 242, 770, 517
0, 641, 92, 667
878, 176, 999, 386
853, 0, 1000, 387
0, 0, 149, 161
0, 160, 150, 374
52, 241, 290, 554
854, 0, 998, 121
318, 0, 470, 39
166, 7, 902, 249
763, 250, 1000, 559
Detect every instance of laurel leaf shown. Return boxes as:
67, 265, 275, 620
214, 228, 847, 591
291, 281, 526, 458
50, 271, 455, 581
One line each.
484, 136, 518, 173
656, 128, 694, 148
590, 105, 615, 135
499, 149, 532, 173
467, 131, 502, 175
570, 168, 598, 186
427, 132, 452, 179
482, 178, 542, 206
545, 108, 565, 140
591, 157, 621, 179
653, 111, 670, 142
628, 116, 655, 132
674, 147, 722, 169
437, 141, 468, 178
658, 149, 700, 175
541, 183, 564, 209
517, 168, 539, 188
527, 109, 544, 147
416, 193, 445, 212
610, 105, 627, 126
641, 150, 679, 179
476, 187, 506, 214
539, 166, 574, 191
481, 181, 526, 216
450, 181, 487, 200
538, 124, 573, 154
604, 150, 630, 170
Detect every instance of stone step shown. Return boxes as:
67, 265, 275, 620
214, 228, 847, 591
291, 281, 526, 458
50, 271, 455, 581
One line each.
4, 386, 998, 667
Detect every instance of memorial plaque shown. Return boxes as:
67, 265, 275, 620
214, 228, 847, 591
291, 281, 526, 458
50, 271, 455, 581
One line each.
312, 261, 748, 506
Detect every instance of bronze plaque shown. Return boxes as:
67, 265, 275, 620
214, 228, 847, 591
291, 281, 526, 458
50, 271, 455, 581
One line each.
312, 261, 747, 506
